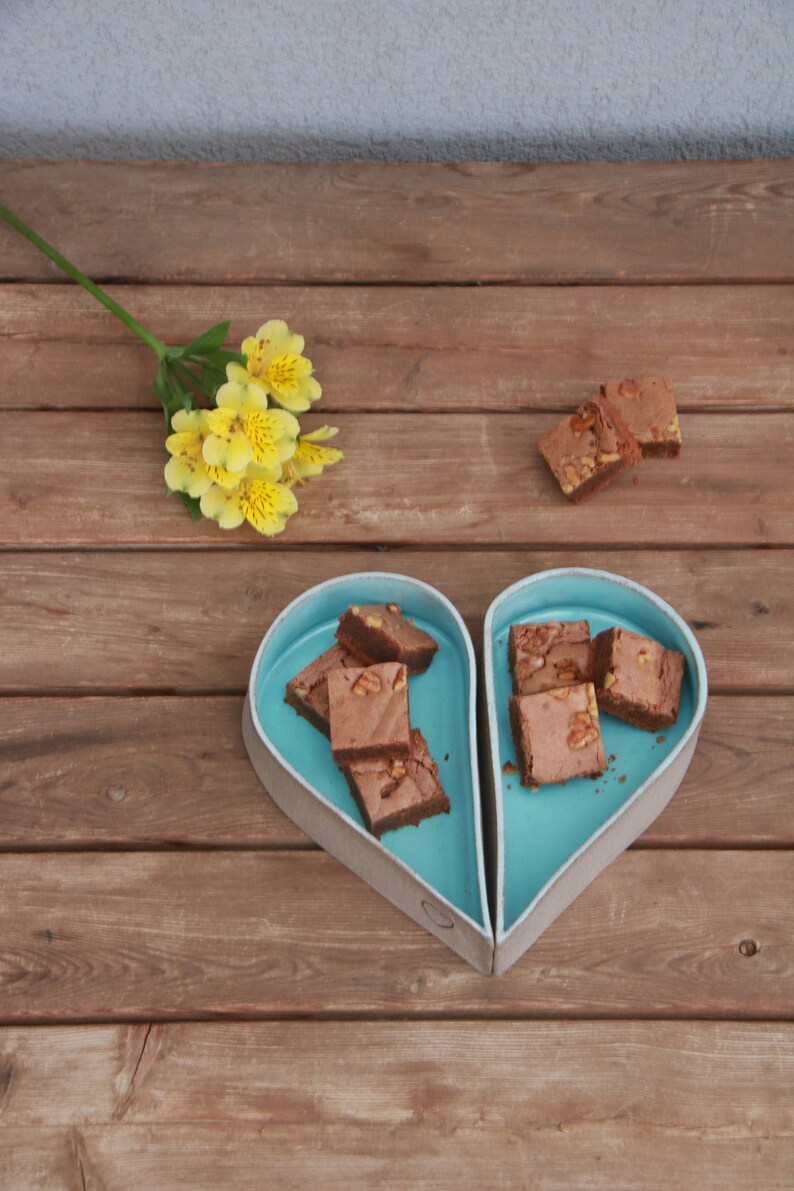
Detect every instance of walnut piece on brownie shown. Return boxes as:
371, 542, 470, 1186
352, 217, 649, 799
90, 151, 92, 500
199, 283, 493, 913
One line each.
509, 619, 591, 696
509, 682, 606, 787
336, 602, 438, 675
343, 729, 450, 838
600, 376, 682, 458
328, 661, 411, 765
538, 393, 641, 504
284, 642, 364, 738
591, 627, 685, 732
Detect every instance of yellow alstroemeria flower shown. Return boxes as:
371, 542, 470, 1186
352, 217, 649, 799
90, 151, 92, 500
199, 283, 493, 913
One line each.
282, 426, 344, 487
200, 470, 299, 536
228, 319, 322, 413
203, 380, 300, 480
164, 409, 248, 496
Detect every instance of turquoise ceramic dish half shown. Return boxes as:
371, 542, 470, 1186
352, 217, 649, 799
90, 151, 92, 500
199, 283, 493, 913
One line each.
483, 568, 708, 974
242, 572, 493, 973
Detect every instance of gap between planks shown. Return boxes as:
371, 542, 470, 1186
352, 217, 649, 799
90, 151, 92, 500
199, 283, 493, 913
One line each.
0, 685, 791, 697
2, 1012, 793, 1028
0, 543, 790, 553
2, 404, 792, 416
6, 274, 794, 288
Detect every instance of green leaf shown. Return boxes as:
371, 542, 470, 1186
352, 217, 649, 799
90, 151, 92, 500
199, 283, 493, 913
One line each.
179, 492, 203, 521
172, 359, 216, 400
154, 360, 197, 427
181, 320, 231, 357
153, 365, 177, 427
198, 347, 247, 369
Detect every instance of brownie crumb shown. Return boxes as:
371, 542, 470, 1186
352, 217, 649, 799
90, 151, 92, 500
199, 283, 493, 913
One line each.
619, 775, 627, 783
656, 734, 666, 743
502, 761, 517, 775
609, 754, 617, 763
444, 753, 449, 762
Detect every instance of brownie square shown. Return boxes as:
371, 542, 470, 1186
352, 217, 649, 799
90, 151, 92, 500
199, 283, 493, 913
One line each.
509, 619, 591, 696
591, 627, 685, 732
538, 393, 641, 504
509, 682, 606, 787
285, 642, 364, 738
328, 661, 411, 765
600, 376, 682, 458
336, 602, 438, 675
344, 729, 450, 838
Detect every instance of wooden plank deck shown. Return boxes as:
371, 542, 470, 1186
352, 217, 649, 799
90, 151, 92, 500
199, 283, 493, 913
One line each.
0, 158, 791, 1188
1, 1023, 792, 1189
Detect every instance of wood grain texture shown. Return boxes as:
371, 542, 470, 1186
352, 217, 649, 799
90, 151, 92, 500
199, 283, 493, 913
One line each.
0, 1133, 77, 1191
0, 851, 790, 1021
1, 283, 792, 412
3, 1123, 788, 1191
1, 410, 791, 547
1, 159, 793, 284
0, 696, 790, 850
0, 1023, 791, 1189
0, 550, 788, 693
3, 1020, 788, 1126
2, 158, 791, 1191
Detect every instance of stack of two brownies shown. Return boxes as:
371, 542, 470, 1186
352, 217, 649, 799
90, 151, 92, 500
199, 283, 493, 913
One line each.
539, 376, 682, 503
285, 603, 450, 838
508, 619, 685, 788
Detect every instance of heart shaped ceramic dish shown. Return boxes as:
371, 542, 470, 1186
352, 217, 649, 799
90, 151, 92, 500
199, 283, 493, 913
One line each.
243, 568, 707, 975
242, 572, 493, 973
483, 568, 708, 974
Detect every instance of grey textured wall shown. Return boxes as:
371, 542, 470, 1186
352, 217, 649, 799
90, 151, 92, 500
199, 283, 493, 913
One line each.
1, 0, 791, 161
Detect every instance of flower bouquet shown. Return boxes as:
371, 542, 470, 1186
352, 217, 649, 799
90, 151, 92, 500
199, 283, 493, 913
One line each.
0, 204, 342, 536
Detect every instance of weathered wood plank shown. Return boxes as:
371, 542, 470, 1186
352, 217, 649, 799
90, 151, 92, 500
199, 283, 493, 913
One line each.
1, 159, 793, 284
82, 1123, 794, 1191
0, 550, 787, 693
1, 283, 791, 412
3, 1020, 789, 1126
0, 695, 789, 850
3, 1119, 790, 1191
6, 1123, 787, 1191
0, 1023, 791, 1190
0, 851, 789, 1020
0, 1133, 76, 1191
0, 411, 790, 547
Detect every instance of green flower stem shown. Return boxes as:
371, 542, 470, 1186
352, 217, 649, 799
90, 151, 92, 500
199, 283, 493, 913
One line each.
0, 203, 167, 361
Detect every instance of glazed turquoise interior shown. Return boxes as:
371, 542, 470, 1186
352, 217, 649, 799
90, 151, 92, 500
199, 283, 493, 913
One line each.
254, 576, 485, 927
489, 572, 702, 934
